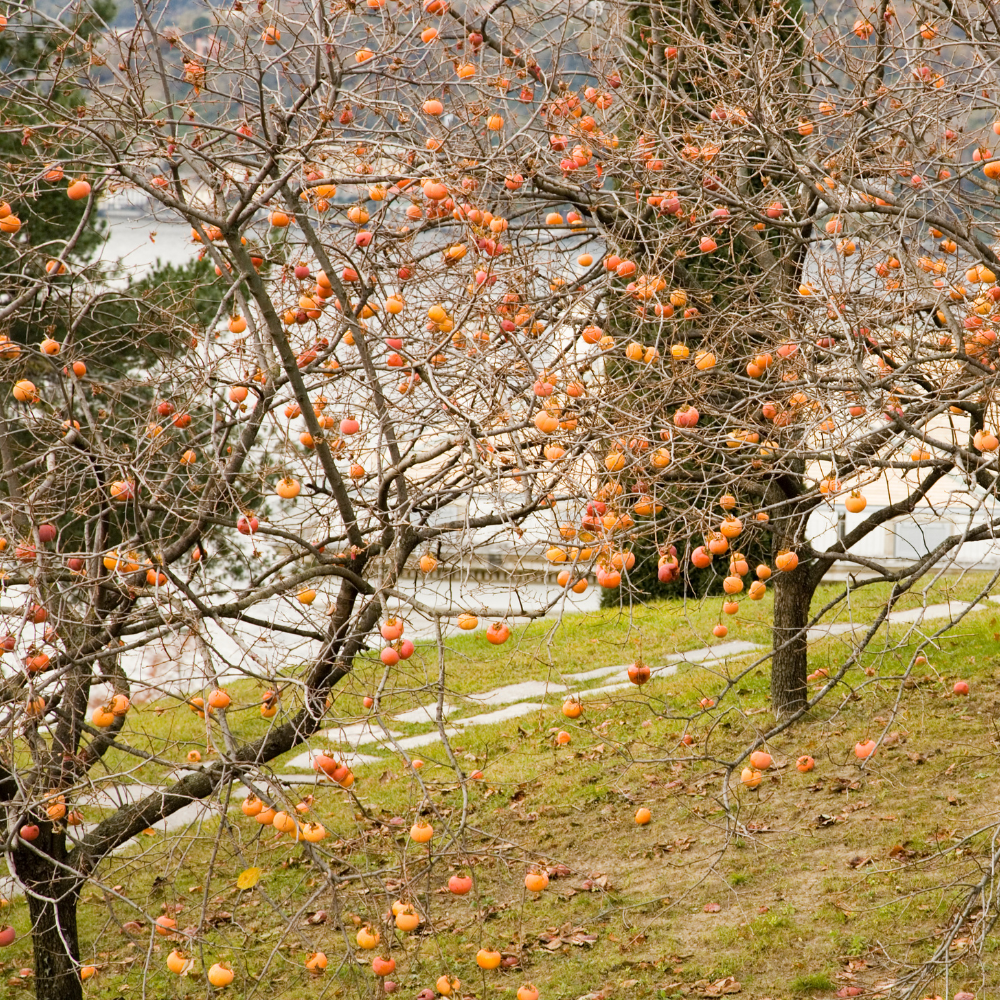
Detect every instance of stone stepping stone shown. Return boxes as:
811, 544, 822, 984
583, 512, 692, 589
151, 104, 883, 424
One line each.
466, 680, 567, 705
284, 748, 382, 770
394, 681, 566, 726
565, 664, 629, 682
390, 729, 460, 751
665, 640, 761, 663
453, 702, 547, 728
885, 600, 977, 623
326, 722, 401, 747
394, 703, 456, 724
579, 681, 634, 698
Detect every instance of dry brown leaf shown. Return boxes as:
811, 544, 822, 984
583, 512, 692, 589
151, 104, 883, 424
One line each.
536, 923, 598, 950
701, 976, 742, 996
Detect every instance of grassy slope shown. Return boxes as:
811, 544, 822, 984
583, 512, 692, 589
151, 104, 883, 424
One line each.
3, 574, 999, 998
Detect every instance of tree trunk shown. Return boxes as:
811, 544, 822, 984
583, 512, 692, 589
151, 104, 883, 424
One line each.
13, 831, 83, 1000
770, 561, 816, 719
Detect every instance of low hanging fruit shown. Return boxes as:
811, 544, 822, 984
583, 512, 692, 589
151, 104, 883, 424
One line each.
12, 380, 38, 403
166, 949, 191, 975
357, 925, 380, 949
485, 621, 510, 644
67, 179, 91, 201
775, 550, 799, 572
241, 794, 263, 816
562, 698, 582, 718
261, 690, 278, 717
627, 661, 650, 685
208, 689, 230, 710
845, 491, 867, 513
394, 905, 421, 932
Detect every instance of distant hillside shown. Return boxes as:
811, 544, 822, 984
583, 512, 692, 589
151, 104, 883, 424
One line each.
108, 0, 214, 29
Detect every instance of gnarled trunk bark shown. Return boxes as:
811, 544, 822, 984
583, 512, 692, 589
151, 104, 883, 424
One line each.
770, 559, 816, 719
13, 830, 83, 1000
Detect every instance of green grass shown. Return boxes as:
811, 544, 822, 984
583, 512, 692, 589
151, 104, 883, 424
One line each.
7, 573, 1000, 998
789, 972, 836, 993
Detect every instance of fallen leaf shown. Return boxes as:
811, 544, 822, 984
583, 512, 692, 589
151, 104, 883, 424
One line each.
619, 934, 646, 953
702, 976, 741, 996
536, 924, 598, 950
654, 837, 693, 855
816, 814, 838, 827
829, 777, 862, 793
846, 854, 873, 869
305, 910, 328, 925
237, 867, 261, 890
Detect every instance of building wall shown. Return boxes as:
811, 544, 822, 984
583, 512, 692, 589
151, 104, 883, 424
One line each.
806, 502, 1000, 580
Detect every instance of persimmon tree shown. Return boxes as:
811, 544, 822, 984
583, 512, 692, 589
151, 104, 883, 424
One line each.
562, 0, 1000, 719
1, 0, 1000, 994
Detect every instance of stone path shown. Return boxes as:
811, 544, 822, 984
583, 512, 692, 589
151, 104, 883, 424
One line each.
0, 594, 987, 898
281, 598, 990, 773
